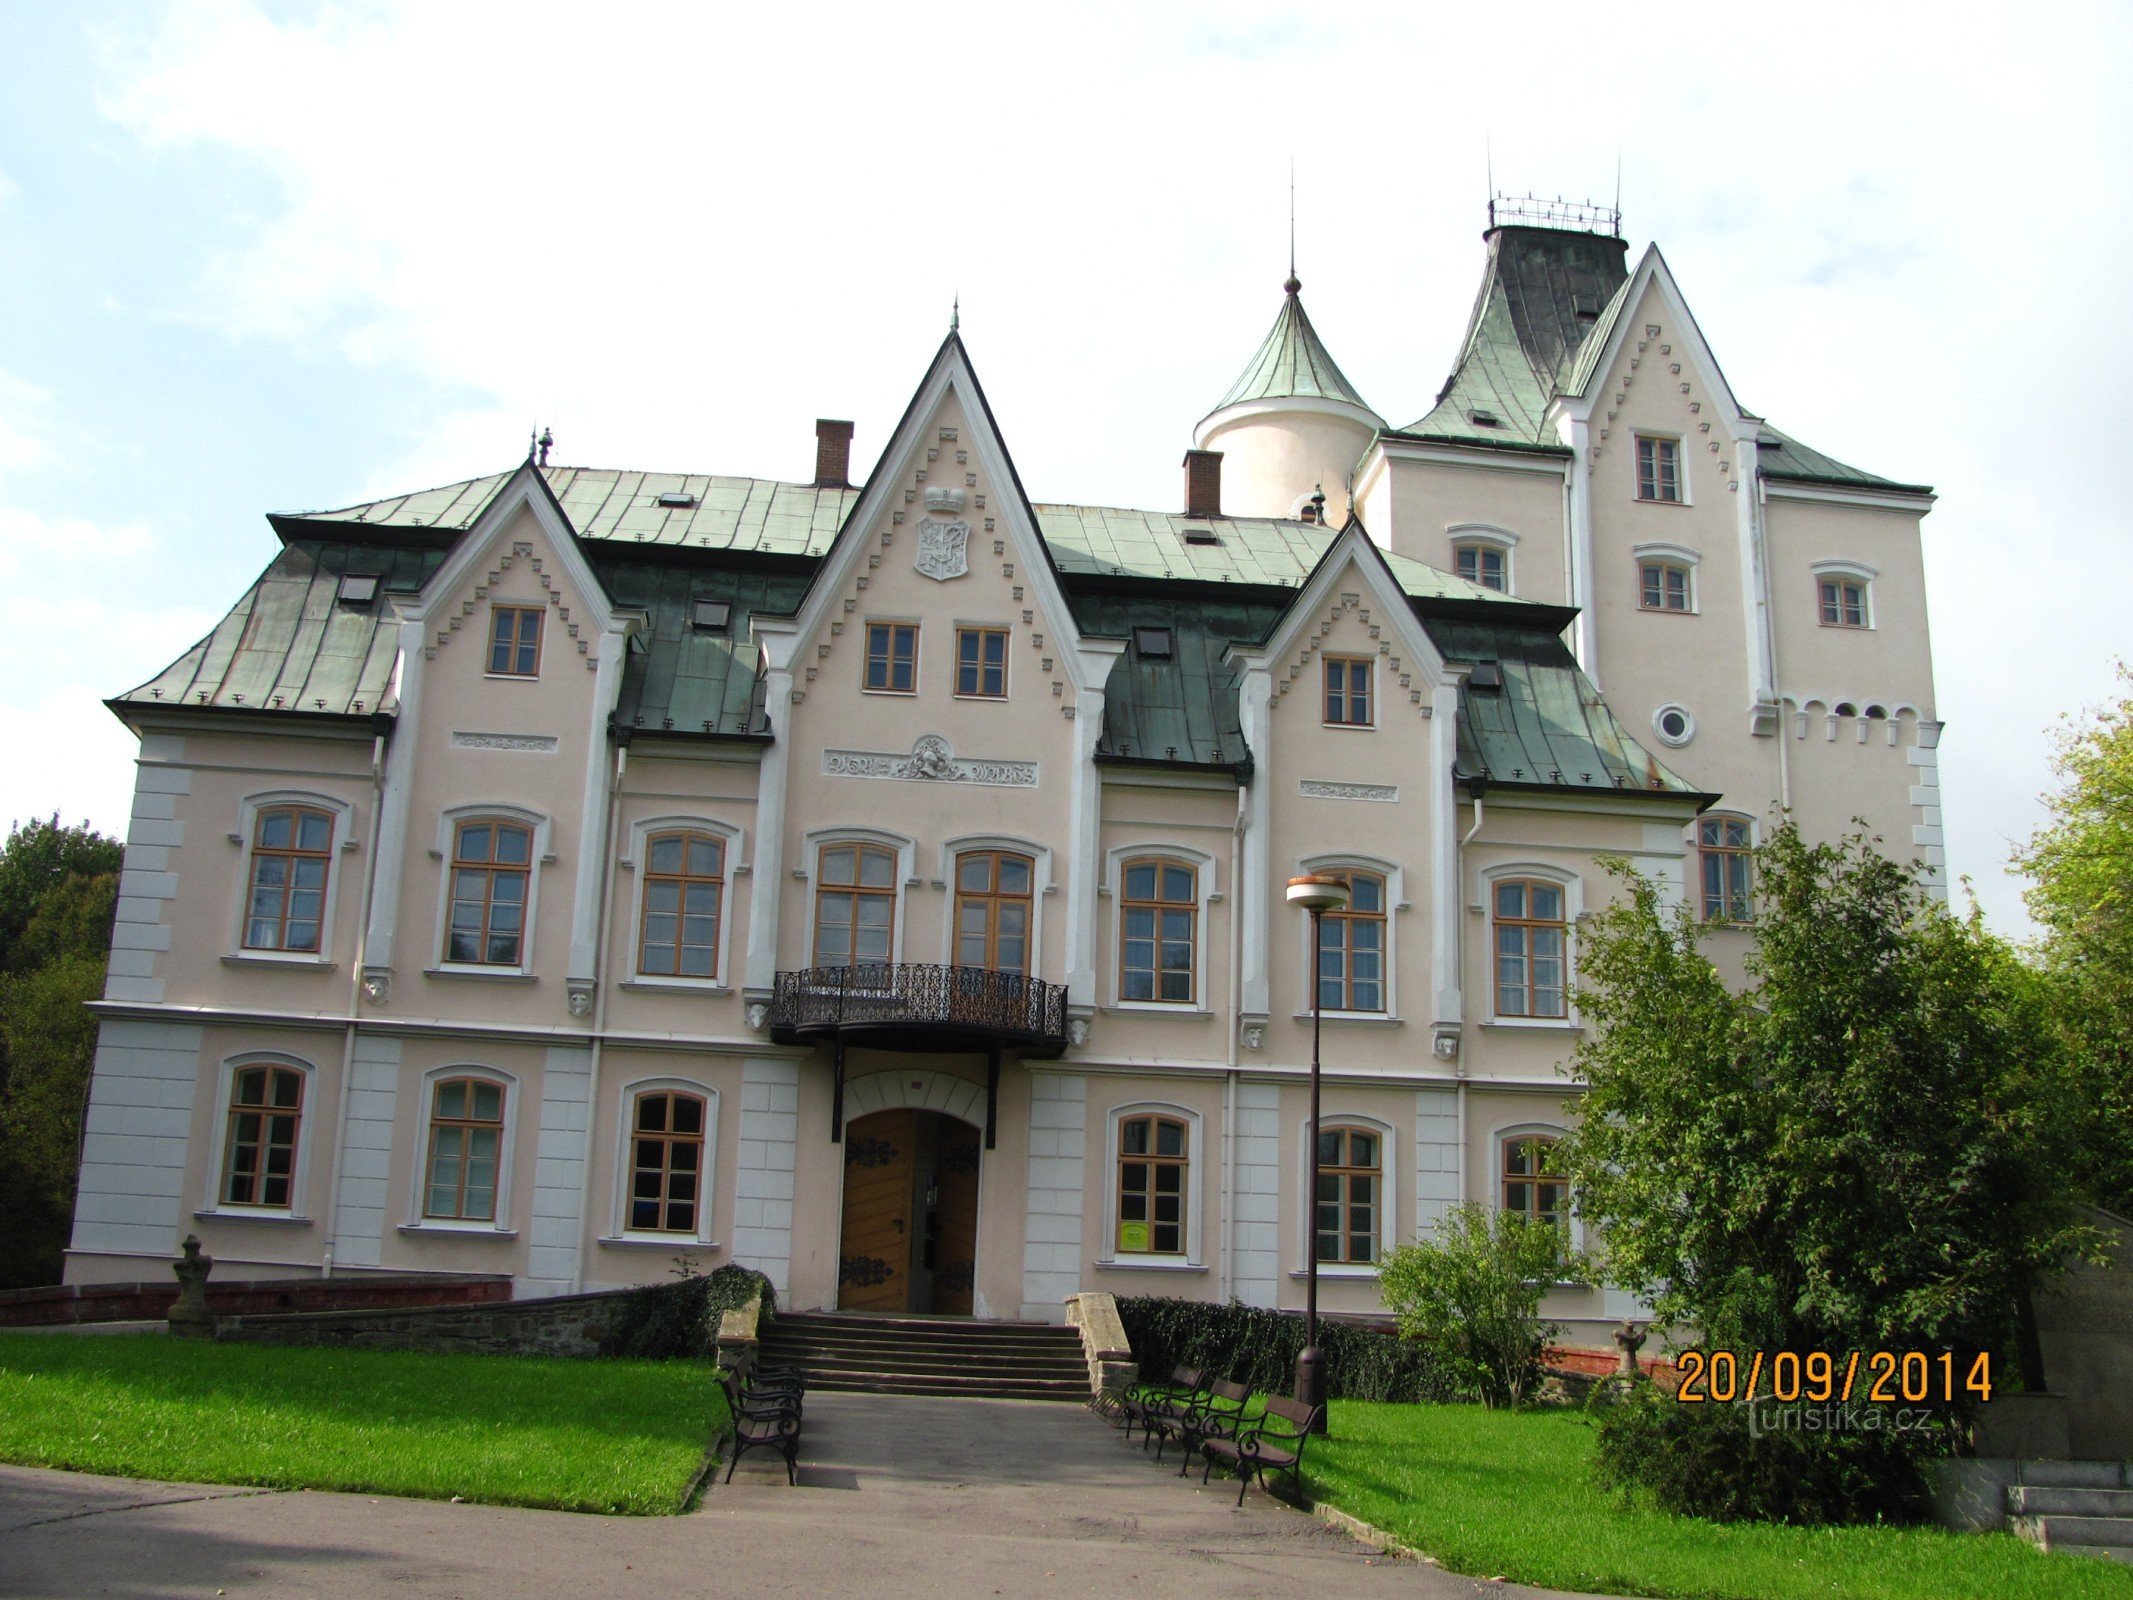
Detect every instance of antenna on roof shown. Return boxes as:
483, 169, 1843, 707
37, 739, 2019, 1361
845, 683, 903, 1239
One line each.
1287, 156, 1299, 295
1486, 136, 1495, 228
1614, 148, 1623, 230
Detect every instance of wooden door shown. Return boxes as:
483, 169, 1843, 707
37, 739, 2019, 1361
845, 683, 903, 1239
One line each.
933, 1119, 981, 1316
839, 1110, 916, 1311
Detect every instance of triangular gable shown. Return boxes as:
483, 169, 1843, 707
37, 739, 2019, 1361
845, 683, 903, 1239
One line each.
757, 332, 1116, 694
1228, 518, 1450, 696
397, 460, 632, 658
1550, 245, 1757, 445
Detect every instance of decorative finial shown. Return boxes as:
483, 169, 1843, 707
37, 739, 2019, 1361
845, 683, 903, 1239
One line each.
527, 429, 538, 464
537, 427, 553, 468
951, 292, 960, 335
1286, 156, 1300, 295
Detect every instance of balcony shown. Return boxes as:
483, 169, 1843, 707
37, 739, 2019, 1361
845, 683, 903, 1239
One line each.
768, 963, 1069, 1057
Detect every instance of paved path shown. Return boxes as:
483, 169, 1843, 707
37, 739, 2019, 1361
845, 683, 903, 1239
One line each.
0, 1392, 1617, 1599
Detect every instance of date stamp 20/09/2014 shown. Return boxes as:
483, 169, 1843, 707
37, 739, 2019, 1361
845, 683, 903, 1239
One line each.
1672, 1348, 1995, 1408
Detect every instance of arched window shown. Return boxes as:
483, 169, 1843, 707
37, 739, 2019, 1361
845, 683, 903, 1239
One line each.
1501, 1133, 1568, 1227
1117, 1112, 1189, 1255
1493, 879, 1568, 1018
955, 850, 1033, 974
815, 843, 897, 968
1818, 577, 1870, 628
423, 1076, 506, 1222
243, 805, 333, 952
1315, 1125, 1382, 1264
1316, 870, 1387, 1012
1120, 858, 1197, 1003
1639, 560, 1693, 612
1453, 543, 1507, 591
639, 830, 725, 978
630, 1089, 708, 1234
1698, 815, 1754, 924
222, 1063, 304, 1208
447, 818, 533, 965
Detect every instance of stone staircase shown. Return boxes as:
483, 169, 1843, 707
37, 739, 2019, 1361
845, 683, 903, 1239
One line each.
2005, 1463, 2133, 1565
757, 1311, 1090, 1402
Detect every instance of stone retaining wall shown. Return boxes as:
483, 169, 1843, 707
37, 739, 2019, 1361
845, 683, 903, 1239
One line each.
0, 1274, 511, 1328
211, 1287, 642, 1358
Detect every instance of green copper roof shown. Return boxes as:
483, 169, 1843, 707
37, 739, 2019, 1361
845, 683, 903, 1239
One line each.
594, 557, 810, 739
1067, 592, 1280, 769
1206, 281, 1380, 421
1755, 429, 1929, 494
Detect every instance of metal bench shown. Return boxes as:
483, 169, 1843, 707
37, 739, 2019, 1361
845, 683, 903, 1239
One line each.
1165, 1376, 1251, 1474
719, 1368, 804, 1485
1197, 1395, 1320, 1505
1123, 1365, 1205, 1449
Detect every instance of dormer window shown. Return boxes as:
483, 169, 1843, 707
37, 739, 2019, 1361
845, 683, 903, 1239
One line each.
690, 599, 732, 633
1132, 627, 1173, 660
337, 573, 381, 607
1467, 408, 1503, 428
656, 491, 698, 508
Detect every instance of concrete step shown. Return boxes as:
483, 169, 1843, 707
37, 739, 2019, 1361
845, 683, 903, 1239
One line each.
774, 1313, 1070, 1337
2052, 1544, 2133, 1567
761, 1349, 1087, 1380
2008, 1486, 2133, 1518
2013, 1461, 2133, 1490
2012, 1514, 2133, 1550
798, 1371, 1088, 1401
764, 1337, 1082, 1365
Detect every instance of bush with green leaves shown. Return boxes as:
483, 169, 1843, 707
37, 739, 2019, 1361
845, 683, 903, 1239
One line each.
1114, 1295, 1458, 1404
1378, 1203, 1582, 1407
595, 1263, 774, 1360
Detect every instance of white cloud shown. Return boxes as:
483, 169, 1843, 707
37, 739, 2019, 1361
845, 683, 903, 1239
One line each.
0, 367, 56, 472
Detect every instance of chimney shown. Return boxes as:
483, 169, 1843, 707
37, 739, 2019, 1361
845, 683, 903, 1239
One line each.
814, 419, 855, 489
1183, 449, 1223, 519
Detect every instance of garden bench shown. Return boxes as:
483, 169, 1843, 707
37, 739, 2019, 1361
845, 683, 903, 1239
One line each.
1123, 1366, 1204, 1448
1158, 1376, 1249, 1472
1198, 1395, 1320, 1505
719, 1369, 804, 1486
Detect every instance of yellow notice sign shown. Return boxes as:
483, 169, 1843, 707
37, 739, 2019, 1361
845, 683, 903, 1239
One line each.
1119, 1222, 1151, 1253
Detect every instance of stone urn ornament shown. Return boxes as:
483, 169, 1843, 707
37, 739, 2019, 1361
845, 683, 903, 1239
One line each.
168, 1233, 215, 1339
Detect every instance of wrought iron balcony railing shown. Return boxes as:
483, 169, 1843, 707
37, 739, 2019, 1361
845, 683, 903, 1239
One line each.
769, 962, 1068, 1052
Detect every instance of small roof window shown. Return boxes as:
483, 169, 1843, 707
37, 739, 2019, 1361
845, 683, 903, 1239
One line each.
337, 573, 381, 607
1180, 525, 1222, 547
1467, 408, 1504, 428
1467, 660, 1503, 691
691, 599, 732, 633
1132, 626, 1173, 660
657, 491, 699, 508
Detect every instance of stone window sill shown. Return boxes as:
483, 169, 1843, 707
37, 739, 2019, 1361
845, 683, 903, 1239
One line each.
596, 1236, 724, 1251
618, 979, 733, 996
424, 966, 537, 984
396, 1223, 519, 1239
1480, 1017, 1582, 1033
192, 1209, 313, 1227
1290, 1011, 1402, 1028
1288, 1266, 1381, 1281
221, 953, 336, 972
1093, 1258, 1208, 1274
1101, 1003, 1213, 1018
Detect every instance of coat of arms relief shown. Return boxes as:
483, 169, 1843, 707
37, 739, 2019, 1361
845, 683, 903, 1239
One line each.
915, 518, 970, 582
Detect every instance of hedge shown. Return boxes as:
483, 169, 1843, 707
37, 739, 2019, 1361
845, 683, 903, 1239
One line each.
596, 1264, 775, 1360
1115, 1295, 1461, 1403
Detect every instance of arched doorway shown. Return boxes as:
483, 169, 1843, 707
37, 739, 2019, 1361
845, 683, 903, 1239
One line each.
838, 1108, 980, 1314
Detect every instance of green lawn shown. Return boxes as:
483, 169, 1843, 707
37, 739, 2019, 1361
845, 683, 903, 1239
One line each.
1307, 1400, 2133, 1600
0, 1333, 728, 1515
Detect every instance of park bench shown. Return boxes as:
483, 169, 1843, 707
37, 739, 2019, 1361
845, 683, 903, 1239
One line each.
1197, 1395, 1320, 1505
1163, 1376, 1250, 1473
1122, 1365, 1205, 1449
719, 1368, 805, 1485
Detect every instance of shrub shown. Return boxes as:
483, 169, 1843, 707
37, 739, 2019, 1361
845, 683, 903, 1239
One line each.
1592, 1384, 1953, 1526
1115, 1295, 1459, 1404
1378, 1203, 1582, 1407
596, 1263, 774, 1360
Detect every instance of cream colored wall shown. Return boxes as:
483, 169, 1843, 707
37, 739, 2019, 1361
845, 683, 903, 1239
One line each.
1092, 778, 1235, 1060
1199, 409, 1373, 524
1263, 1077, 1417, 1316
1079, 1070, 1229, 1296
1367, 455, 1570, 606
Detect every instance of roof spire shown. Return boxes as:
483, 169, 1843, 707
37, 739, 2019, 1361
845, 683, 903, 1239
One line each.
950, 292, 960, 335
1285, 157, 1301, 296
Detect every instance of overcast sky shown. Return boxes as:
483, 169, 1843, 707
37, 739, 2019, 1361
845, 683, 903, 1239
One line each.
2, 0, 2126, 936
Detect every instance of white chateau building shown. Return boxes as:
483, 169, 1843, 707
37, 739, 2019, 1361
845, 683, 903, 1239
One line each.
68, 209, 1940, 1341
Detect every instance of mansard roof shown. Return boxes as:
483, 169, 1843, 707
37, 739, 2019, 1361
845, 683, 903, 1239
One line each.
1201, 278, 1382, 425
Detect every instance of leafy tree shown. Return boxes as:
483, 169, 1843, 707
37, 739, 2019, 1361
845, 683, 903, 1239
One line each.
0, 817, 122, 973
1379, 1202, 1584, 1407
2016, 664, 2133, 1216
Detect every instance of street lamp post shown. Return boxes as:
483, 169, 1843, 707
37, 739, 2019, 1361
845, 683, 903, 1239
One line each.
1286, 872, 1350, 1435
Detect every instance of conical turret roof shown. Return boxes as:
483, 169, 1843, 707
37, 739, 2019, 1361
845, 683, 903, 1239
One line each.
1203, 277, 1382, 424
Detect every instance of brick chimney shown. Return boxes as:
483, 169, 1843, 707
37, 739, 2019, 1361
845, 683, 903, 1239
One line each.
815, 419, 855, 489
1183, 449, 1223, 519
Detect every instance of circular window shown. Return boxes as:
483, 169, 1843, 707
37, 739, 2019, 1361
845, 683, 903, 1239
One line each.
1652, 704, 1695, 747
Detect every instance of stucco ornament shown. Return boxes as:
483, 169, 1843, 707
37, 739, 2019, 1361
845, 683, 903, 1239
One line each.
566, 985, 593, 1018
1241, 1021, 1266, 1051
1066, 1017, 1090, 1048
915, 518, 970, 582
906, 735, 960, 781
361, 969, 391, 1005
746, 1001, 771, 1031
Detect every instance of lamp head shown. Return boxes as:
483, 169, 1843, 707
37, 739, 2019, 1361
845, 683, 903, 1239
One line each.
1285, 873, 1350, 914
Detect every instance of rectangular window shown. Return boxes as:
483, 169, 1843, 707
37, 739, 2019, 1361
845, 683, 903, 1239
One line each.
488, 606, 543, 676
955, 850, 1033, 974
1639, 561, 1692, 612
1323, 657, 1372, 726
1819, 578, 1869, 628
424, 1077, 504, 1221
1118, 1113, 1187, 1255
955, 627, 1009, 697
814, 843, 897, 968
1317, 870, 1386, 1012
1120, 859, 1196, 1003
630, 1090, 706, 1233
1493, 879, 1567, 1018
447, 819, 533, 965
864, 623, 919, 692
1454, 545, 1506, 591
222, 1064, 303, 1209
1636, 436, 1681, 503
1502, 1134, 1568, 1227
244, 805, 332, 952
1699, 816, 1754, 923
1316, 1126, 1380, 1264
638, 830, 724, 978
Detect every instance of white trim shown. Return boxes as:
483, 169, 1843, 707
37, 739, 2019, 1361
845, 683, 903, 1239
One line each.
622, 814, 744, 987
201, 1051, 321, 1222
1099, 1100, 1206, 1268
1651, 704, 1696, 748
1632, 543, 1701, 614
228, 790, 357, 965
430, 804, 552, 978
937, 834, 1053, 977
1104, 842, 1217, 1009
610, 1075, 722, 1245
1295, 1110, 1397, 1272
1477, 862, 1581, 1026
1194, 392, 1386, 446
800, 826, 916, 968
1764, 481, 1935, 513
407, 1063, 520, 1233
1294, 852, 1402, 1020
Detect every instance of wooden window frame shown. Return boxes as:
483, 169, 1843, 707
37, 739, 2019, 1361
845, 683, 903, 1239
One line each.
446, 819, 534, 967
813, 842, 899, 969
487, 605, 545, 677
1635, 435, 1683, 503
1818, 577, 1870, 629
954, 626, 1010, 699
1493, 878, 1569, 1019
243, 804, 333, 953
1322, 656, 1373, 727
1116, 1112, 1189, 1256
1698, 815, 1754, 924
422, 1076, 506, 1222
1452, 543, 1507, 592
1315, 869, 1387, 1013
221, 1063, 304, 1209
863, 622, 920, 694
1118, 857, 1198, 1005
954, 849, 1034, 974
1501, 1133, 1569, 1228
1315, 1124, 1383, 1265
637, 829, 725, 980
1638, 560, 1693, 612
628, 1089, 708, 1234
